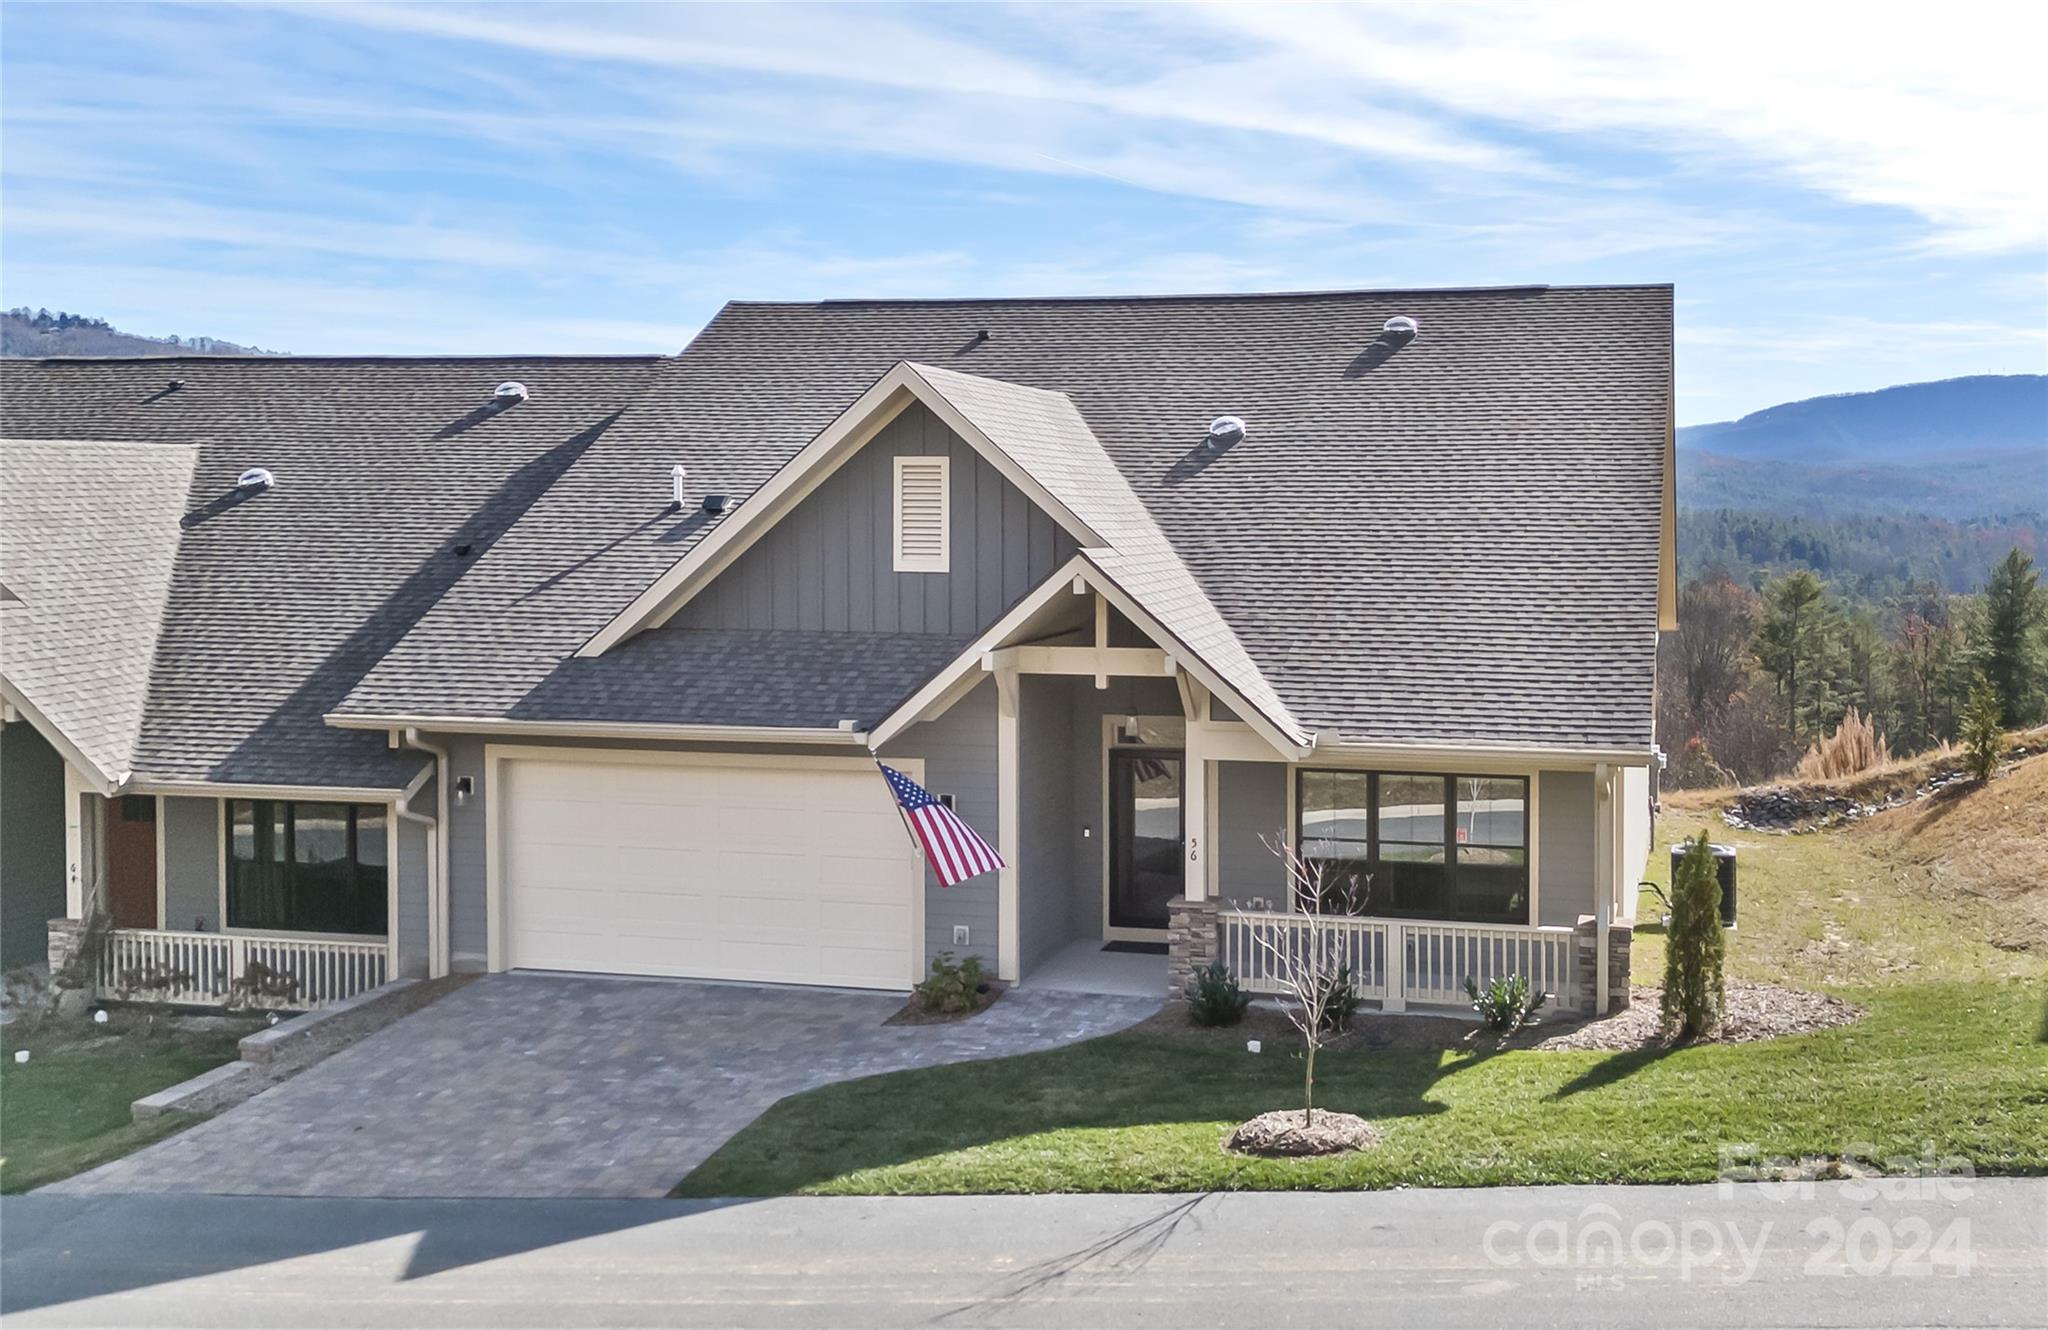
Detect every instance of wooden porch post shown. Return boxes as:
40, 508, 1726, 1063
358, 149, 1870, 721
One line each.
995, 666, 1021, 983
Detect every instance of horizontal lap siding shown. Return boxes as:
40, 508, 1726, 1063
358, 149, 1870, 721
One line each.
1538, 770, 1595, 926
1215, 761, 1288, 909
673, 403, 1076, 635
160, 796, 220, 933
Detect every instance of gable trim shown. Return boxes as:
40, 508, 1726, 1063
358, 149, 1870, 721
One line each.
869, 555, 1307, 759
576, 361, 1103, 658
0, 674, 119, 794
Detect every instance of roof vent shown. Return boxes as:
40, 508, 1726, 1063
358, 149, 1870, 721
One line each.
1382, 315, 1419, 338
670, 464, 688, 511
1205, 415, 1247, 448
236, 467, 275, 492
493, 381, 529, 405
701, 493, 732, 516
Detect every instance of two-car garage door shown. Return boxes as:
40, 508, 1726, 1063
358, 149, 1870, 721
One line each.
495, 752, 920, 990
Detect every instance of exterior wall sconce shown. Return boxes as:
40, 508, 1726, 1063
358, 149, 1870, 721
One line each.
454, 776, 474, 807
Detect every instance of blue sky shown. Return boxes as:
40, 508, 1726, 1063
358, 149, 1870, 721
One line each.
2, 1, 2041, 424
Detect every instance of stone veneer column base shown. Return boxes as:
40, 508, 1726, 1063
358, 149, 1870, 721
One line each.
1573, 915, 1636, 1015
1165, 895, 1218, 1003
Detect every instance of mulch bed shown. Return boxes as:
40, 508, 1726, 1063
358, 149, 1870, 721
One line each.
1225, 1109, 1380, 1158
1138, 980, 1861, 1054
1528, 982, 1862, 1051
884, 983, 1005, 1026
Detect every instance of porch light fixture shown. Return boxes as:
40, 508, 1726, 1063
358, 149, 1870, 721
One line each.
454, 775, 474, 807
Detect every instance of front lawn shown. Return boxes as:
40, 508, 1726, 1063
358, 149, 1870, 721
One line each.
678, 788, 2048, 1196
0, 1018, 246, 1193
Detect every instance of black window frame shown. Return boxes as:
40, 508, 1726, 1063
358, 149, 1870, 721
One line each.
224, 799, 389, 937
1294, 770, 1530, 926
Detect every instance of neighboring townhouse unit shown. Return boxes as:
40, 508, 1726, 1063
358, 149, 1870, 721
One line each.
0, 285, 1672, 1015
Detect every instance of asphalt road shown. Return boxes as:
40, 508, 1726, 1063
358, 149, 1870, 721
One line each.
3, 1180, 2044, 1327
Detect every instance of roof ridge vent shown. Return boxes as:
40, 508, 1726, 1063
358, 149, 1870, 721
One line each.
493, 380, 529, 405
236, 467, 275, 492
1205, 415, 1247, 448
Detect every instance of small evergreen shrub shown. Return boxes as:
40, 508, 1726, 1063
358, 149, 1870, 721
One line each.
1464, 973, 1547, 1035
1661, 832, 1727, 1040
1315, 965, 1360, 1034
1186, 961, 1252, 1027
1961, 675, 2008, 782
913, 951, 988, 1014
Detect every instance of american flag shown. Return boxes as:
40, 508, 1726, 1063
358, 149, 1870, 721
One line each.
877, 763, 1004, 887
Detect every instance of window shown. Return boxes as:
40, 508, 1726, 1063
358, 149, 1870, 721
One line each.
1294, 772, 1528, 924
226, 800, 388, 935
892, 454, 949, 572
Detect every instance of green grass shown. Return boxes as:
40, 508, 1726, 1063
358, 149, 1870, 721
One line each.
0, 1020, 244, 1193
678, 808, 2048, 1196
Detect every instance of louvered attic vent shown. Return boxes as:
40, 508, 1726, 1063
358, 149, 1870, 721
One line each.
893, 454, 950, 573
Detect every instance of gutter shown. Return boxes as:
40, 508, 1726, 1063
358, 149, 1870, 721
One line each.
329, 712, 869, 747
394, 728, 452, 978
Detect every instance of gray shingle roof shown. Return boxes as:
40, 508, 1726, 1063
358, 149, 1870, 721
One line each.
509, 629, 972, 729
906, 362, 1304, 742
0, 356, 661, 787
344, 285, 1670, 751
0, 438, 196, 783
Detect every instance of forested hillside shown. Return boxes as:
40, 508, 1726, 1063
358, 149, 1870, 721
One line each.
2, 308, 280, 357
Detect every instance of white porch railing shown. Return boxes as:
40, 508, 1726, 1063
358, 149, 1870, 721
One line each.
1218, 910, 1575, 1012
96, 928, 390, 1011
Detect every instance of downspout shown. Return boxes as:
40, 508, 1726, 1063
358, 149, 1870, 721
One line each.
395, 728, 451, 979
1594, 762, 1612, 1016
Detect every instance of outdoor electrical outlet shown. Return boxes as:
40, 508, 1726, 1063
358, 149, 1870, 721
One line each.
953, 925, 970, 946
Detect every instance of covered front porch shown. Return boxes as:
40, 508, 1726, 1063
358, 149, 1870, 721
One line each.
877, 565, 1639, 1015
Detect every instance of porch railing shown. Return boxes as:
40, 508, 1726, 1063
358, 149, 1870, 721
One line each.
96, 928, 390, 1011
1218, 910, 1575, 1012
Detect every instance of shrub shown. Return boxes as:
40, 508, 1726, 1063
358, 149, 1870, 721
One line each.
1315, 965, 1360, 1034
1795, 706, 1891, 780
1464, 973, 1547, 1035
913, 951, 988, 1014
1661, 832, 1727, 1040
1186, 961, 1251, 1027
1961, 676, 2008, 782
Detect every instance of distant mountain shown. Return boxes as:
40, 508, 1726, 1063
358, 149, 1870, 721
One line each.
1678, 374, 2045, 521
1679, 374, 2045, 465
2, 308, 282, 358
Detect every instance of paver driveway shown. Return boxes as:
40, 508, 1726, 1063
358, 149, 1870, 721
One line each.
46, 974, 1157, 1198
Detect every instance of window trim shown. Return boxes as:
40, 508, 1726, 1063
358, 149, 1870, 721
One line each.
1292, 769, 1535, 926
218, 797, 393, 939
892, 453, 951, 573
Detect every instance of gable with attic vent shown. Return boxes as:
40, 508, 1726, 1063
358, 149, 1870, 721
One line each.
671, 401, 1079, 636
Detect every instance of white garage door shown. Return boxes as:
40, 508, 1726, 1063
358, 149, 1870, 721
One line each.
497, 753, 920, 990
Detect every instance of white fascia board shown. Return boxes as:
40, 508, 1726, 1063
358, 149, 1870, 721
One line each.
574, 361, 1104, 658
325, 711, 870, 746
126, 779, 410, 800
0, 674, 120, 794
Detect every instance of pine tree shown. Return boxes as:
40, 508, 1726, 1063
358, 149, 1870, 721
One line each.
1661, 832, 1726, 1040
1961, 675, 2007, 782
1976, 549, 2045, 727
1756, 570, 1838, 737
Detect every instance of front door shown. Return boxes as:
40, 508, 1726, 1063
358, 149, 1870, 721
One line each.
1108, 749, 1183, 932
105, 795, 158, 928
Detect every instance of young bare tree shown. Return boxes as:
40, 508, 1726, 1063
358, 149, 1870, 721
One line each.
1238, 836, 1370, 1127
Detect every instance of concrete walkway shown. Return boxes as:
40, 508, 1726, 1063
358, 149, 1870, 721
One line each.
44, 973, 1156, 1199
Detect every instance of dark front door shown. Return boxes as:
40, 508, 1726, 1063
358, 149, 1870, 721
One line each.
106, 795, 158, 928
1108, 749, 1183, 931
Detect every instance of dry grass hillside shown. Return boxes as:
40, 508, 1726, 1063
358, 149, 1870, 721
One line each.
1643, 738, 2048, 988
1854, 751, 2048, 956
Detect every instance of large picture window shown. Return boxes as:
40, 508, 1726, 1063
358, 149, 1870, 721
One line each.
226, 800, 388, 936
1295, 772, 1528, 925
